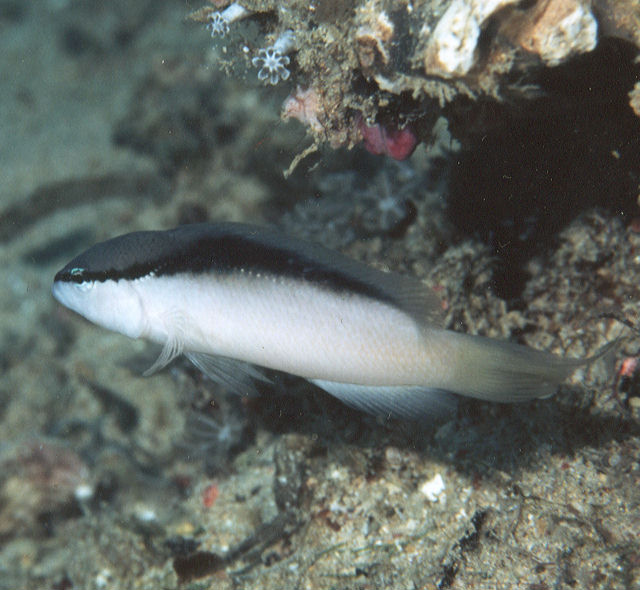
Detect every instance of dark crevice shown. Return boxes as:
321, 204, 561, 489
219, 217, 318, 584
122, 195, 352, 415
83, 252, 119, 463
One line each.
445, 38, 640, 304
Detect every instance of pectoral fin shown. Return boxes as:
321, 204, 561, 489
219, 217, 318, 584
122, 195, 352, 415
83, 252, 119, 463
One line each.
144, 335, 183, 376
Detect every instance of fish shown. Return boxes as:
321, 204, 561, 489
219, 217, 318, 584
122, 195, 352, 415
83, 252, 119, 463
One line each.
52, 222, 609, 420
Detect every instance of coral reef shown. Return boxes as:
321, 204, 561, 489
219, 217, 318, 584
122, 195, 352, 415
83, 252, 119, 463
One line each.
189, 0, 640, 166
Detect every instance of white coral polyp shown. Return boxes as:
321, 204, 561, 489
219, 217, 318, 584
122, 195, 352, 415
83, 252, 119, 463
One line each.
206, 3, 251, 38
252, 49, 291, 85
207, 13, 230, 37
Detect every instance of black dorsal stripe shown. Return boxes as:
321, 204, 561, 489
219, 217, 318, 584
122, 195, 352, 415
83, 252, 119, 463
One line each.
54, 223, 396, 305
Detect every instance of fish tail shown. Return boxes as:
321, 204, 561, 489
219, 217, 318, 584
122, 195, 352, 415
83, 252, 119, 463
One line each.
442, 332, 618, 403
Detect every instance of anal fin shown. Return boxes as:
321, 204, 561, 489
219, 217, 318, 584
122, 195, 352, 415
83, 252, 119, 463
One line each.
310, 379, 458, 421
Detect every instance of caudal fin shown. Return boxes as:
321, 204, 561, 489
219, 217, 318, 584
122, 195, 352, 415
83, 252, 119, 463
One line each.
445, 332, 618, 403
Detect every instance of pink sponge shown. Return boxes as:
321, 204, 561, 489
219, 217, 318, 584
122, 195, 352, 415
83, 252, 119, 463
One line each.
358, 117, 418, 160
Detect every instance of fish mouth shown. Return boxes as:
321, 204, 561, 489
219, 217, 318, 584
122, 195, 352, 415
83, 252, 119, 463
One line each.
51, 280, 64, 304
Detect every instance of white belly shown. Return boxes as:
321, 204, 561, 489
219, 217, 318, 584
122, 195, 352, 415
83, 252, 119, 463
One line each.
136, 273, 443, 386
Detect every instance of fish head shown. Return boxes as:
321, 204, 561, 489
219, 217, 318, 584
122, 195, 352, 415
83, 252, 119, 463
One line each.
53, 272, 146, 339
52, 239, 149, 340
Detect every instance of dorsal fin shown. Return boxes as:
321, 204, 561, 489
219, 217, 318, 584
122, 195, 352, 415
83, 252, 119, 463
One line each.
371, 270, 445, 328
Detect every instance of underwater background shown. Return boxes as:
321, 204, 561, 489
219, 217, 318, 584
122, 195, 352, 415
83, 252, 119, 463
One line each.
1, 0, 640, 588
